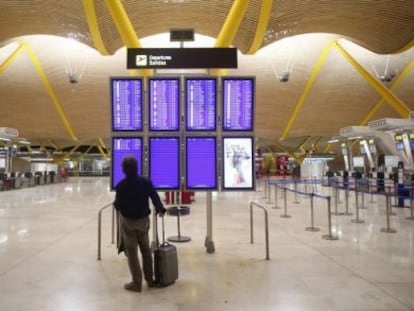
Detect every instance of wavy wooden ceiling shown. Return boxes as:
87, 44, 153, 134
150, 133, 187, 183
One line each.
0, 0, 413, 152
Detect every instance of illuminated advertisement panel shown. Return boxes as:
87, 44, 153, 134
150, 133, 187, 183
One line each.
185, 77, 217, 131
222, 137, 254, 190
149, 78, 180, 131
185, 137, 217, 190
222, 77, 254, 131
149, 137, 180, 190
111, 137, 142, 190
110, 78, 143, 131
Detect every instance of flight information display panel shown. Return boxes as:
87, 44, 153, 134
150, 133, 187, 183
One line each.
186, 137, 217, 190
111, 137, 142, 190
149, 78, 180, 131
111, 78, 143, 131
149, 137, 180, 190
222, 77, 254, 131
185, 77, 217, 131
222, 137, 254, 190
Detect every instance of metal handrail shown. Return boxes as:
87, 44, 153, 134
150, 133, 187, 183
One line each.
249, 201, 270, 260
97, 202, 115, 261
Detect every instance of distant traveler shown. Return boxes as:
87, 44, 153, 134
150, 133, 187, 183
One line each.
114, 156, 166, 292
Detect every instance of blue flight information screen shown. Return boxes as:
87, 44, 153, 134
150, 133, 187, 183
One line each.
111, 78, 143, 131
222, 77, 254, 131
185, 78, 216, 131
111, 137, 142, 189
149, 78, 180, 131
149, 137, 180, 190
186, 137, 217, 190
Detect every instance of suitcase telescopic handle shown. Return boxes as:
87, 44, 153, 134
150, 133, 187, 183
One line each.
155, 212, 166, 245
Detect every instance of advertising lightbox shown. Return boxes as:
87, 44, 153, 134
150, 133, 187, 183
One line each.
222, 137, 254, 190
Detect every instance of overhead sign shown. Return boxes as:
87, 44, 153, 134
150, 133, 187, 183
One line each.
127, 48, 237, 69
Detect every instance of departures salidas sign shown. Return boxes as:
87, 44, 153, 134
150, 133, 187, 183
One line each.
127, 48, 237, 69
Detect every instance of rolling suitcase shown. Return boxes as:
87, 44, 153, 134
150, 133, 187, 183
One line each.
154, 215, 178, 286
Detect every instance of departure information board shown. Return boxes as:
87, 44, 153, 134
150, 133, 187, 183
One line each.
111, 137, 142, 189
185, 78, 216, 131
149, 137, 180, 190
149, 78, 180, 131
111, 78, 143, 131
222, 77, 254, 131
222, 137, 254, 190
186, 137, 217, 190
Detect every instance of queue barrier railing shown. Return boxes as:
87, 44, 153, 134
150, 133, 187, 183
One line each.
97, 203, 115, 261
249, 201, 270, 260
268, 180, 338, 240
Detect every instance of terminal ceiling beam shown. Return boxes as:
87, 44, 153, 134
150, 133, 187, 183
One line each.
334, 40, 410, 118
0, 41, 80, 143
247, 0, 273, 55
211, 0, 250, 76
104, 0, 152, 77
360, 58, 414, 126
81, 0, 109, 55
280, 40, 337, 140
47, 139, 61, 151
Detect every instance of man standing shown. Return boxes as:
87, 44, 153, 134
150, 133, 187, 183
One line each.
114, 156, 166, 292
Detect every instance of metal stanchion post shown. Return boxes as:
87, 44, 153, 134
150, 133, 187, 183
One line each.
351, 185, 364, 223
322, 197, 339, 240
273, 185, 281, 209
369, 181, 376, 204
280, 188, 291, 218
332, 182, 344, 216
306, 193, 320, 231
406, 188, 414, 221
344, 187, 352, 215
381, 194, 397, 233
294, 180, 300, 204
266, 180, 273, 204
262, 177, 268, 199
360, 181, 368, 209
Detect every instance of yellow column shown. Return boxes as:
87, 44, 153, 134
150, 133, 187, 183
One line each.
334, 41, 410, 118
104, 0, 152, 76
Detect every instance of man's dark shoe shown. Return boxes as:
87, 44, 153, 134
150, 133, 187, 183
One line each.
147, 280, 157, 288
124, 281, 141, 292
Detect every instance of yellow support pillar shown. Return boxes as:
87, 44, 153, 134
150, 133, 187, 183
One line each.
360, 58, 414, 125
81, 0, 110, 55
104, 0, 152, 76
211, 0, 250, 76
247, 0, 273, 55
1, 41, 80, 143
280, 40, 337, 140
334, 41, 410, 118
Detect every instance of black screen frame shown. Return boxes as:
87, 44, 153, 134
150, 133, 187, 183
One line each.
148, 77, 181, 132
148, 136, 180, 190
111, 136, 143, 190
110, 77, 143, 132
222, 136, 255, 191
184, 77, 217, 131
185, 136, 218, 190
221, 76, 255, 132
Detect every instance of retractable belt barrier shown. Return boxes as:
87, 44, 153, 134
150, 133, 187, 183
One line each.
265, 176, 414, 239
267, 179, 338, 240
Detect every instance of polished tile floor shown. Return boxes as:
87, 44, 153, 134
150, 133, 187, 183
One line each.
0, 177, 413, 311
